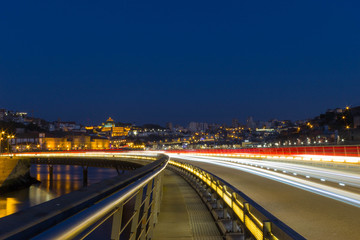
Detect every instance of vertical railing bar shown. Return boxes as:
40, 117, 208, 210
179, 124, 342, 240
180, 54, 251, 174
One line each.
119, 207, 140, 235
136, 212, 154, 240
147, 174, 163, 239
111, 204, 124, 240
79, 208, 118, 240
138, 181, 153, 240
145, 200, 156, 239
130, 187, 144, 239
129, 232, 136, 240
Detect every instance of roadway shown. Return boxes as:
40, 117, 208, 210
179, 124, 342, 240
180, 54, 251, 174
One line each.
168, 154, 360, 240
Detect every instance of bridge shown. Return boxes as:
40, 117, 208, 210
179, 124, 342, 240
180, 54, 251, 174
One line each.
0, 146, 359, 239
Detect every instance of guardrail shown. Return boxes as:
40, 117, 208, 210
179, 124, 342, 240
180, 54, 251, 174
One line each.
167, 145, 360, 157
169, 159, 305, 240
0, 155, 168, 240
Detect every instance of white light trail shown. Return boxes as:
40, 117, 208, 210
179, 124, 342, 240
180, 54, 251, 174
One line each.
181, 155, 360, 188
169, 154, 360, 208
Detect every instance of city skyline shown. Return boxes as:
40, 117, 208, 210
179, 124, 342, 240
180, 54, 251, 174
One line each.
1, 104, 357, 128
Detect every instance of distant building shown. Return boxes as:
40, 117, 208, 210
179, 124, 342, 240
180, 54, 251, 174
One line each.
188, 122, 197, 132
246, 117, 256, 129
232, 119, 239, 128
352, 106, 360, 128
166, 122, 173, 131
61, 122, 80, 131
11, 132, 110, 151
0, 109, 6, 121
174, 125, 185, 132
85, 117, 131, 138
188, 122, 209, 132
354, 116, 360, 129
0, 109, 28, 123
10, 132, 44, 152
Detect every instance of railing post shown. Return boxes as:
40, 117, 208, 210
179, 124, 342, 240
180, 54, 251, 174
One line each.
232, 218, 239, 233
243, 202, 250, 239
344, 146, 347, 156
130, 188, 144, 239
223, 205, 230, 220
139, 181, 153, 240
111, 204, 124, 240
263, 221, 273, 240
147, 173, 163, 239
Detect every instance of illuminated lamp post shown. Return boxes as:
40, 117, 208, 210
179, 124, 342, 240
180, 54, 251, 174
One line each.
346, 125, 351, 142
0, 131, 4, 154
7, 135, 15, 153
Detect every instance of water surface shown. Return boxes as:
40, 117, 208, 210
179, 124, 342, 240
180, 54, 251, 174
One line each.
0, 164, 119, 218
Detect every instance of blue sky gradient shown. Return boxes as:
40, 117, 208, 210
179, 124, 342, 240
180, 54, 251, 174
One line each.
1, 1, 359, 125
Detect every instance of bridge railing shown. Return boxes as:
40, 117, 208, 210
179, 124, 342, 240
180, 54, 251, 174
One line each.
0, 155, 168, 240
167, 145, 360, 157
169, 159, 305, 240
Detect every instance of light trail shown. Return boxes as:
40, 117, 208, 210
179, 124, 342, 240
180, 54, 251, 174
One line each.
168, 154, 360, 208
178, 154, 360, 188
8, 151, 360, 207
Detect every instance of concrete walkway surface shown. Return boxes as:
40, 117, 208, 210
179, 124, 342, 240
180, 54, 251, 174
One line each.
153, 170, 222, 240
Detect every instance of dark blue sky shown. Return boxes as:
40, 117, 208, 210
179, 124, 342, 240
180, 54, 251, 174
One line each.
1, 1, 359, 126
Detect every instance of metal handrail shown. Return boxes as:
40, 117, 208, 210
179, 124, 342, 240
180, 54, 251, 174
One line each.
0, 155, 168, 240
32, 158, 168, 239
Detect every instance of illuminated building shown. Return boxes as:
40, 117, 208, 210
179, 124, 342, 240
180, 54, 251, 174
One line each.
12, 133, 110, 151
86, 117, 131, 137
44, 137, 70, 150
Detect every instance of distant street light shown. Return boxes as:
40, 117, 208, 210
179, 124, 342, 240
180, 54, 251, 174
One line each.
0, 131, 5, 154
7, 135, 15, 153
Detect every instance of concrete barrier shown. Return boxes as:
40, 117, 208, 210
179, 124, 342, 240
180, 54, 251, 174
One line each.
0, 157, 37, 193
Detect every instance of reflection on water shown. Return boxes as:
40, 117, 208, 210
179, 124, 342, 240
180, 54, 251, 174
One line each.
0, 164, 119, 218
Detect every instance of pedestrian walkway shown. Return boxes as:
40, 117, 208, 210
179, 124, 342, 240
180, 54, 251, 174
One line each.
153, 170, 222, 240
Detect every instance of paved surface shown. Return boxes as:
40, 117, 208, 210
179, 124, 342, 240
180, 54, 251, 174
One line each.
153, 170, 222, 240
173, 157, 360, 240
200, 155, 360, 188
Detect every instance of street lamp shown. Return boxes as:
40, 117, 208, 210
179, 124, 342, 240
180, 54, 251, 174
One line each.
8, 135, 15, 153
9, 135, 15, 151
0, 131, 5, 154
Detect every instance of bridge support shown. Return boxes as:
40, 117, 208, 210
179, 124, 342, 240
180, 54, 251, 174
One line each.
83, 166, 88, 187
115, 166, 125, 175
48, 165, 53, 187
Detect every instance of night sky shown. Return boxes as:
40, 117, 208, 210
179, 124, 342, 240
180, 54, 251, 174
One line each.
1, 1, 359, 126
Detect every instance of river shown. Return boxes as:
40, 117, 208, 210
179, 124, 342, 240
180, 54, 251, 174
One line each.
0, 164, 119, 218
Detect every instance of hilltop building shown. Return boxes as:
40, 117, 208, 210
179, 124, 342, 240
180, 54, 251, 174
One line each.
85, 117, 131, 138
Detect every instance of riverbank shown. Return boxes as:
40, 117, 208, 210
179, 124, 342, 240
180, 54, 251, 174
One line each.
0, 157, 38, 194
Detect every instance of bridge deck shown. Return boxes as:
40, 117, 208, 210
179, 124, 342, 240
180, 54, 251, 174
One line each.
153, 170, 222, 240
176, 158, 360, 240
